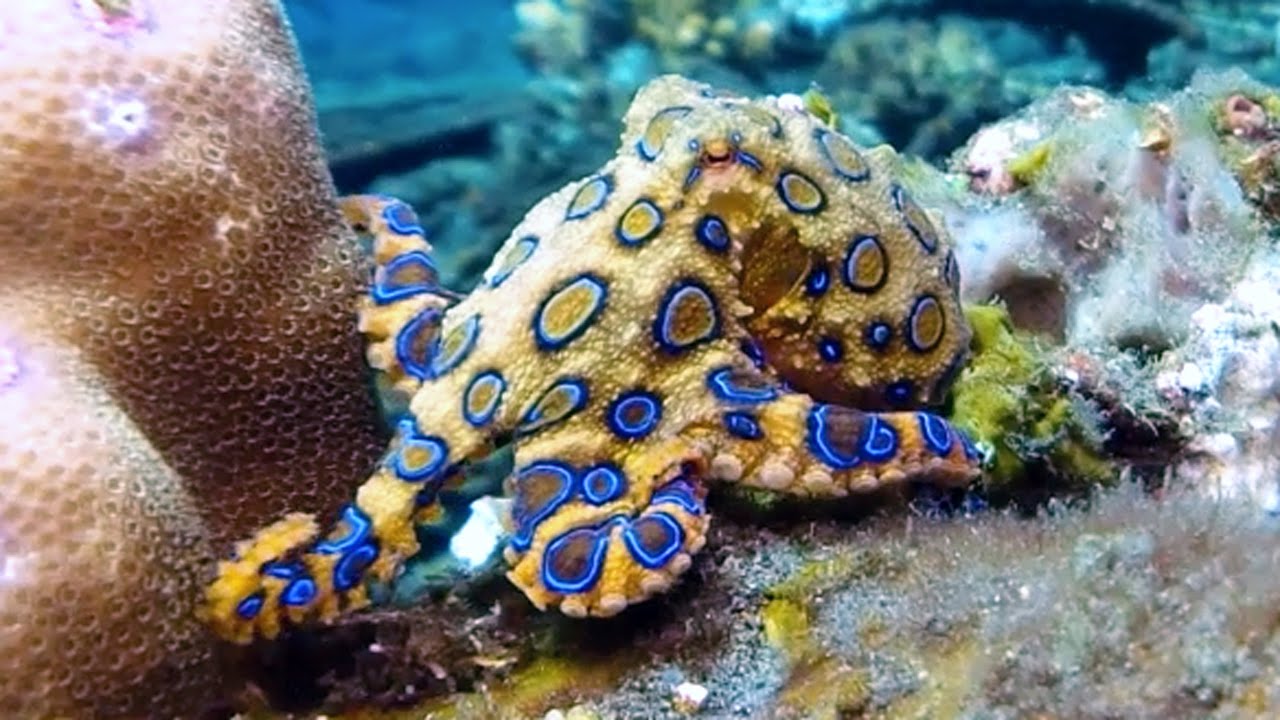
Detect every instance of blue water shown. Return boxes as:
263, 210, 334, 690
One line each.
285, 0, 526, 89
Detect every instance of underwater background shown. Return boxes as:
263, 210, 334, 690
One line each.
287, 0, 1280, 293
3, 0, 1280, 718
286, 1, 1280, 715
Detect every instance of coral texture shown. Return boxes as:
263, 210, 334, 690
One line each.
205, 75, 981, 645
946, 71, 1270, 349
0, 0, 383, 715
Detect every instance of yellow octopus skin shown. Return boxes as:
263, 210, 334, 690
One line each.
204, 75, 982, 642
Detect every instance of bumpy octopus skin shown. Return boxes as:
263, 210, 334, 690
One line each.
205, 75, 981, 642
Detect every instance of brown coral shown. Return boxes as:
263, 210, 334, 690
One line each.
0, 0, 384, 715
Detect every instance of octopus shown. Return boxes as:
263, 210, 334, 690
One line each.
204, 75, 982, 644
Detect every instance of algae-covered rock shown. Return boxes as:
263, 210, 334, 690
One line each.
949, 304, 1115, 490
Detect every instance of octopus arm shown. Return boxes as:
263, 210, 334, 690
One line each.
502, 429, 712, 619
692, 354, 981, 496
203, 195, 474, 645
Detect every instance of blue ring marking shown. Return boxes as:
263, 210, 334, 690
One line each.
510, 461, 578, 551
654, 279, 721, 354
636, 106, 693, 161
489, 235, 539, 289
541, 527, 610, 594
918, 413, 954, 455
622, 513, 685, 570
906, 295, 945, 353
615, 198, 664, 247
565, 175, 613, 221
394, 307, 441, 381
865, 321, 892, 351
235, 593, 265, 620
382, 200, 424, 236
332, 542, 379, 592
463, 370, 506, 427
944, 250, 960, 291
893, 184, 938, 253
651, 480, 704, 515
740, 338, 766, 368
315, 504, 373, 555
517, 378, 589, 436
804, 264, 830, 297
371, 250, 439, 305
806, 404, 861, 470
861, 416, 899, 462
843, 234, 888, 294
429, 314, 481, 378
261, 560, 302, 580
581, 464, 626, 505
776, 170, 827, 214
392, 422, 450, 482
817, 337, 844, 363
815, 127, 871, 182
260, 561, 318, 607
695, 214, 731, 253
707, 366, 778, 404
723, 411, 764, 440
735, 149, 763, 172
281, 577, 318, 607
886, 380, 914, 406
606, 390, 663, 440
734, 105, 784, 138
534, 274, 609, 351
683, 165, 703, 190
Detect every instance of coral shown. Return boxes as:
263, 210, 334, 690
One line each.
947, 70, 1271, 351
1161, 240, 1280, 513
0, 0, 384, 714
205, 75, 983, 645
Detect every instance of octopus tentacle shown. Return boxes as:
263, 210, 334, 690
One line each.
694, 360, 979, 496
502, 431, 711, 618
204, 197, 489, 644
202, 415, 471, 644
343, 194, 459, 408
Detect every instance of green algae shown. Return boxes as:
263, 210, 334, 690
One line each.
1006, 141, 1053, 188
802, 86, 839, 128
950, 304, 1114, 489
761, 597, 873, 718
359, 655, 629, 720
766, 548, 904, 603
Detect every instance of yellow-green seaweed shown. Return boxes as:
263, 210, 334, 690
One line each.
1006, 141, 1053, 188
802, 85, 839, 128
761, 597, 873, 718
949, 304, 1115, 489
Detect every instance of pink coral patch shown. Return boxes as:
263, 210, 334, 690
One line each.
74, 0, 152, 37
